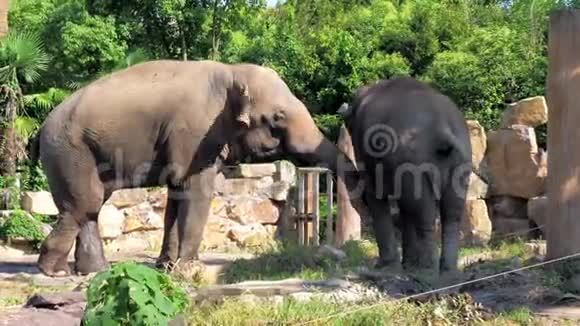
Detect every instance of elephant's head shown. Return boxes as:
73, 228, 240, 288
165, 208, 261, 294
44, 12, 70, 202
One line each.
228, 64, 336, 168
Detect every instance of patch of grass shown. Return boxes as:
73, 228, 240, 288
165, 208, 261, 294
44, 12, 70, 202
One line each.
499, 306, 534, 325
186, 293, 539, 325
221, 240, 378, 283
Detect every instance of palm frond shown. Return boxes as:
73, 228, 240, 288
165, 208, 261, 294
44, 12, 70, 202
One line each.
0, 30, 50, 86
14, 116, 40, 140
23, 87, 70, 116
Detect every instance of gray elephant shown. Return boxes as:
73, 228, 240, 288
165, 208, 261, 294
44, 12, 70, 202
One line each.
29, 60, 363, 277
338, 76, 472, 275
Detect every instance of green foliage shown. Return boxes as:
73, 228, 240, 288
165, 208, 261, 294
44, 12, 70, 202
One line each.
83, 261, 189, 326
0, 209, 46, 249
0, 30, 49, 88
313, 114, 343, 143
19, 160, 49, 191
0, 175, 20, 209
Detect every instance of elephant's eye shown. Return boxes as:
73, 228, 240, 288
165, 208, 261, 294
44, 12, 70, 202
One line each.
273, 111, 286, 123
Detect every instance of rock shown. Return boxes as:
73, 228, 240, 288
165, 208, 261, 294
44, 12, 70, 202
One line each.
487, 196, 528, 220
467, 120, 487, 174
97, 205, 125, 239
107, 188, 148, 208
486, 126, 547, 198
25, 291, 86, 309
20, 191, 58, 215
492, 218, 532, 237
219, 177, 275, 196
524, 241, 547, 256
232, 163, 277, 178
226, 196, 280, 225
147, 188, 167, 210
528, 196, 547, 228
265, 181, 293, 201
0, 303, 86, 326
467, 173, 489, 200
122, 202, 163, 233
200, 216, 235, 250
316, 244, 347, 261
227, 223, 272, 247
213, 172, 227, 195
461, 200, 492, 246
274, 160, 296, 185
501, 96, 548, 128
103, 229, 163, 254
210, 196, 228, 218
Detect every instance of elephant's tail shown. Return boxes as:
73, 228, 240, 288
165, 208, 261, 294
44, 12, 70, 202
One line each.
27, 132, 41, 163
437, 128, 471, 168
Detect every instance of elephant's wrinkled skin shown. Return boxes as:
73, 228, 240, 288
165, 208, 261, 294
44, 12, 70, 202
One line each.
29, 60, 362, 277
339, 77, 472, 275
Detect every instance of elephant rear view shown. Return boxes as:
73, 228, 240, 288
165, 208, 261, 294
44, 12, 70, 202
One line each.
340, 77, 472, 276
33, 60, 363, 277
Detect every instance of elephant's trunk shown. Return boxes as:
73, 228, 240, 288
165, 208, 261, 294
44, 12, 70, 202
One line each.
291, 131, 369, 216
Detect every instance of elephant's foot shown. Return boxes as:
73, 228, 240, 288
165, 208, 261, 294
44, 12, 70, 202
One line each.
37, 254, 72, 277
374, 256, 401, 271
74, 256, 108, 276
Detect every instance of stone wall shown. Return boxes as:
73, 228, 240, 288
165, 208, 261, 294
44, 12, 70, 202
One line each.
463, 95, 548, 246
15, 160, 297, 253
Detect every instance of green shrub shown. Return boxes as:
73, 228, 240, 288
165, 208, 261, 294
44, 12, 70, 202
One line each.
19, 160, 49, 191
0, 209, 46, 249
83, 261, 189, 326
0, 175, 20, 209
313, 114, 343, 143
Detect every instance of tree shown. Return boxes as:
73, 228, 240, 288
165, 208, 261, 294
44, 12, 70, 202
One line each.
0, 30, 49, 176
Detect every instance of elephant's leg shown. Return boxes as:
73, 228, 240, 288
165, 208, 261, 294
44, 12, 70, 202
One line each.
401, 216, 420, 270
439, 186, 466, 275
74, 217, 108, 275
176, 166, 217, 263
365, 192, 400, 269
398, 180, 438, 271
38, 211, 80, 277
156, 188, 180, 268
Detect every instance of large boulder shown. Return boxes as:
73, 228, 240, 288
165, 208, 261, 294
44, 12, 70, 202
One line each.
461, 199, 492, 246
226, 196, 280, 225
274, 160, 296, 185
201, 216, 236, 250
20, 191, 59, 215
467, 120, 487, 175
467, 172, 489, 200
500, 96, 548, 128
122, 202, 163, 233
98, 204, 125, 239
487, 195, 528, 220
485, 125, 547, 198
227, 223, 273, 247
225, 163, 277, 178
527, 196, 547, 228
218, 177, 275, 196
108, 188, 149, 208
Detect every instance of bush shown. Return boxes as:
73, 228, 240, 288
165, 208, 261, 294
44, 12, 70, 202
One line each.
313, 114, 343, 143
0, 209, 46, 249
83, 261, 189, 326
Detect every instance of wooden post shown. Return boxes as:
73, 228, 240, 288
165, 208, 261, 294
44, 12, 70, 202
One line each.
0, 0, 8, 38
304, 173, 315, 245
335, 124, 361, 246
546, 9, 580, 259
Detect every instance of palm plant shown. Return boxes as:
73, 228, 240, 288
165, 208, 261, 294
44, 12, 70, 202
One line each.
0, 30, 49, 176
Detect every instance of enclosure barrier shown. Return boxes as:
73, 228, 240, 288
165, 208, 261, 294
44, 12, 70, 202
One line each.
295, 167, 333, 246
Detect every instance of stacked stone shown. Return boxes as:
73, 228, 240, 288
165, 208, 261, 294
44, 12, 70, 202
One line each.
15, 160, 298, 253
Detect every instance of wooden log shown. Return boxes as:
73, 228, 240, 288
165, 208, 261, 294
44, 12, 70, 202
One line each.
335, 124, 361, 246
545, 9, 580, 259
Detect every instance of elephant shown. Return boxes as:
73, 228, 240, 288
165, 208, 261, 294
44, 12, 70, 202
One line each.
338, 76, 472, 275
29, 59, 364, 277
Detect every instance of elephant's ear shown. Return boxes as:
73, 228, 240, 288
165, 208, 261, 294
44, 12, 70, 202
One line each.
231, 80, 251, 128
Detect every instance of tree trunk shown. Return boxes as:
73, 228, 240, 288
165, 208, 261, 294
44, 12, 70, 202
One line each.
0, 0, 9, 38
0, 91, 18, 176
335, 124, 361, 246
545, 9, 580, 259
